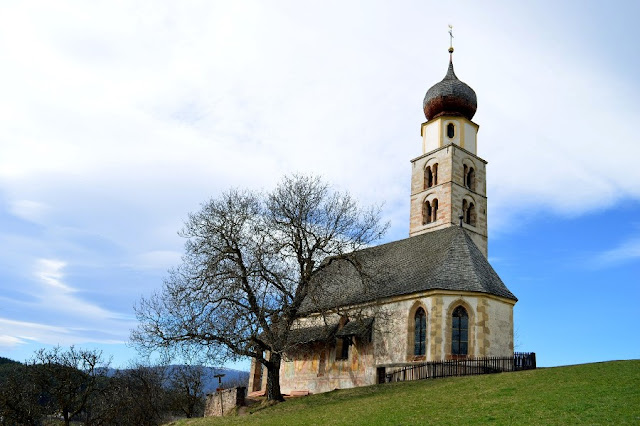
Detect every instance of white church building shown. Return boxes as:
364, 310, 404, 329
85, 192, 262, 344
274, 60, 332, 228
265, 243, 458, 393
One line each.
249, 44, 518, 395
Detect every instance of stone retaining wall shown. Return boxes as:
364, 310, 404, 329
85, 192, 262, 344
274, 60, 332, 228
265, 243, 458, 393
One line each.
204, 387, 246, 417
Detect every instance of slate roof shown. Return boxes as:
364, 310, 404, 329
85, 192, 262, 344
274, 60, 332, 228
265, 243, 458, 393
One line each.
286, 324, 338, 345
286, 317, 374, 345
300, 226, 516, 314
335, 317, 374, 338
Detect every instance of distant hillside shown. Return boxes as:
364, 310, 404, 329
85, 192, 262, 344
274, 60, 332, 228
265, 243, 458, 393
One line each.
108, 365, 249, 393
169, 360, 640, 425
0, 356, 21, 380
168, 365, 249, 394
0, 356, 20, 366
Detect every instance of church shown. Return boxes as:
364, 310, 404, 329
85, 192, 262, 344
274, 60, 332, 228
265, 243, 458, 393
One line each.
248, 42, 517, 395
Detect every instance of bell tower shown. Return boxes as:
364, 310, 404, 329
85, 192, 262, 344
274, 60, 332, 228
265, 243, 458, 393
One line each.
409, 37, 488, 257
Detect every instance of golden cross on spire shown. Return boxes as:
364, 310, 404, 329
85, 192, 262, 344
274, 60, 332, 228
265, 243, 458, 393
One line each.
448, 24, 454, 57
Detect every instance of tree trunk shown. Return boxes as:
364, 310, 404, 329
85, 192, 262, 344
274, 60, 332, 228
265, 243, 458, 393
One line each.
266, 353, 285, 402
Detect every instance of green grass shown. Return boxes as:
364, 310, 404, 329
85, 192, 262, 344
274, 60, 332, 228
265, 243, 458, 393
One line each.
168, 360, 640, 425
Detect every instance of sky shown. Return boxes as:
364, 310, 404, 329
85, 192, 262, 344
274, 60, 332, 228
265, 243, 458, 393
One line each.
0, 0, 638, 370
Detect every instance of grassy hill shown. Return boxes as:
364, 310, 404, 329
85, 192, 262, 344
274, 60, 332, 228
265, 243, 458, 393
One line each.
169, 360, 639, 425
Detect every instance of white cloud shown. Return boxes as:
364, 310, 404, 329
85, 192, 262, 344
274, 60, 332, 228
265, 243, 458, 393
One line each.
0, 334, 27, 348
0, 258, 136, 350
594, 237, 640, 266
31, 258, 132, 321
8, 200, 50, 224
36, 258, 72, 291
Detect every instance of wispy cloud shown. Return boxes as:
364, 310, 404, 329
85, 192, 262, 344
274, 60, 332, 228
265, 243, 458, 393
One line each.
35, 258, 73, 291
8, 199, 50, 224
0, 258, 136, 352
593, 238, 640, 267
0, 334, 27, 348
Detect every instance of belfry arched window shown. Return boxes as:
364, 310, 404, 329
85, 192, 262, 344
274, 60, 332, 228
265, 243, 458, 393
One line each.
423, 198, 438, 225
424, 163, 438, 189
451, 306, 468, 356
466, 167, 475, 190
414, 308, 426, 356
463, 165, 475, 191
423, 200, 432, 225
462, 200, 476, 226
431, 198, 438, 223
447, 123, 455, 138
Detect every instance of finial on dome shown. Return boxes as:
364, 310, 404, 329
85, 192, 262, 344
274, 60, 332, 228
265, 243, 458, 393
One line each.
422, 26, 477, 122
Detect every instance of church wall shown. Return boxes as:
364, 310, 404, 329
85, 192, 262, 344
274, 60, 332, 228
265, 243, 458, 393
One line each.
279, 338, 376, 394
486, 298, 515, 357
374, 294, 514, 362
422, 120, 440, 152
463, 122, 477, 153
373, 298, 425, 364
275, 292, 514, 394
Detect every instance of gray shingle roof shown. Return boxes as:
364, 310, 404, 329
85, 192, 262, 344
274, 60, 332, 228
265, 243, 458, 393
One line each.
287, 324, 337, 345
423, 60, 477, 121
286, 318, 374, 345
335, 317, 374, 338
301, 226, 516, 313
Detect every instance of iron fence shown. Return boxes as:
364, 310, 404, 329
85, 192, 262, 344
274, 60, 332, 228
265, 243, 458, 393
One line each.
384, 352, 536, 383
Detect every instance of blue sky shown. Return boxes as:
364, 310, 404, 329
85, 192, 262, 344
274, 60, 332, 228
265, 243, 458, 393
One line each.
0, 0, 638, 369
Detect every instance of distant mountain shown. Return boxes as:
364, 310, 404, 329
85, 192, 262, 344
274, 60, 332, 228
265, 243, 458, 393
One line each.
165, 365, 249, 394
106, 365, 249, 394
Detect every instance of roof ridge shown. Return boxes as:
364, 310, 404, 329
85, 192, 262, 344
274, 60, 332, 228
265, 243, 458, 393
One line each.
460, 229, 518, 301
458, 229, 489, 289
357, 225, 460, 255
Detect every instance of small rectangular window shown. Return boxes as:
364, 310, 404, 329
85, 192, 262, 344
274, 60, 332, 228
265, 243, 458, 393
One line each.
336, 337, 350, 360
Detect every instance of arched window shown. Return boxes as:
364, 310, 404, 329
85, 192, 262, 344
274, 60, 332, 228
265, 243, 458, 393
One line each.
452, 306, 468, 356
466, 202, 475, 226
462, 199, 467, 222
431, 198, 438, 223
447, 123, 455, 138
424, 163, 438, 189
423, 200, 432, 225
466, 167, 475, 190
462, 200, 476, 226
414, 308, 426, 356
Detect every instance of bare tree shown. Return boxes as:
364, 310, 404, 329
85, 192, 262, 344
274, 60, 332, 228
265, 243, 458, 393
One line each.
132, 174, 387, 401
89, 362, 169, 426
29, 346, 109, 426
167, 364, 208, 418
0, 362, 45, 426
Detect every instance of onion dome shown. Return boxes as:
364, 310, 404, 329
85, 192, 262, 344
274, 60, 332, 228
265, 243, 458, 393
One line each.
423, 59, 477, 121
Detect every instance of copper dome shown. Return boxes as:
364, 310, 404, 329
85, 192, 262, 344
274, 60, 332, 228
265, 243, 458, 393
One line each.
423, 60, 477, 121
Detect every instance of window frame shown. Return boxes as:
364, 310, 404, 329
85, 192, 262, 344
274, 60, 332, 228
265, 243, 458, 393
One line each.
447, 123, 455, 138
414, 308, 427, 356
451, 306, 469, 357
335, 337, 351, 361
